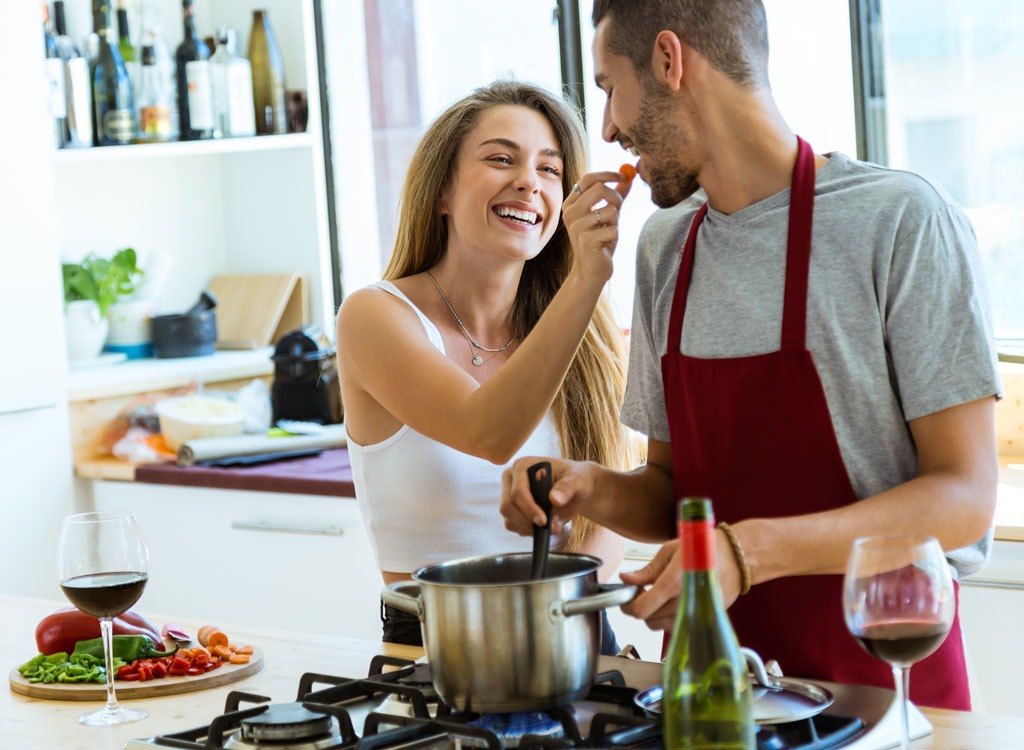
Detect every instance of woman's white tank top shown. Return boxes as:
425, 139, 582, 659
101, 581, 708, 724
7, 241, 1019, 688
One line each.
347, 280, 565, 573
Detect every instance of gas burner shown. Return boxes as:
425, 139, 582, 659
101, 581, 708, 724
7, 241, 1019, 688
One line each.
225, 703, 337, 748
470, 711, 565, 747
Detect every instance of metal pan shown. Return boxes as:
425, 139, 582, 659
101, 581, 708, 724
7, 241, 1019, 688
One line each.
633, 649, 834, 725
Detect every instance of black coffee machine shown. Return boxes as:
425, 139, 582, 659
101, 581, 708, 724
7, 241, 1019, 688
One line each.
271, 326, 343, 424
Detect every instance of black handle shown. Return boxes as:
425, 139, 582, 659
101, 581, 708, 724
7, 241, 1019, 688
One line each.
528, 461, 553, 529
528, 461, 553, 580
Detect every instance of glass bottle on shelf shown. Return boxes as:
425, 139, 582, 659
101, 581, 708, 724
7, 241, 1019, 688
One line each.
116, 0, 140, 97
136, 44, 173, 143
662, 497, 755, 749
139, 0, 179, 140
210, 27, 256, 138
175, 0, 214, 140
248, 9, 286, 135
90, 0, 136, 146
53, 0, 93, 148
43, 2, 68, 148
52, 1, 80, 59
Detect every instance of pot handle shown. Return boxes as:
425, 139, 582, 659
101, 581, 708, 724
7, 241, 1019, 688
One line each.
381, 581, 424, 618
552, 583, 639, 619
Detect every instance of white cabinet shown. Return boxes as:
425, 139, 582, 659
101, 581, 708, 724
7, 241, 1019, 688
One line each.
50, 0, 334, 327
0, 1, 76, 601
958, 540, 1024, 717
92, 480, 384, 641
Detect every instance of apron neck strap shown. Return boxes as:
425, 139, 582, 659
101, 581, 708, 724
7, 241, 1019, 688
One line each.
665, 136, 817, 354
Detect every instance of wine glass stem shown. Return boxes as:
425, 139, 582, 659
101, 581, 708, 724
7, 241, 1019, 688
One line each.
100, 616, 120, 713
892, 665, 912, 750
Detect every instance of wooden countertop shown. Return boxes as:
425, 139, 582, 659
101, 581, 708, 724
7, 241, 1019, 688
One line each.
3, 595, 1024, 749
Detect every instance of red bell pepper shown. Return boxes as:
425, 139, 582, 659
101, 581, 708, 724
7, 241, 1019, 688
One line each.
35, 607, 164, 656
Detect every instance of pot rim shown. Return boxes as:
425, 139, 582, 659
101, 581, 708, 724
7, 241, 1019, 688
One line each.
411, 551, 601, 587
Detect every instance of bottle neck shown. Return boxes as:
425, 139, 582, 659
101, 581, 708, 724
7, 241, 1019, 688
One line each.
117, 8, 131, 41
182, 2, 198, 39
93, 3, 113, 36
679, 517, 716, 572
54, 1, 68, 35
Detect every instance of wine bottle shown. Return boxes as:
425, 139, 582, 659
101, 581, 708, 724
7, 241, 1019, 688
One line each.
43, 2, 68, 148
210, 27, 257, 138
175, 0, 214, 140
52, 1, 80, 59
247, 10, 286, 135
116, 1, 140, 96
90, 0, 136, 146
662, 498, 755, 750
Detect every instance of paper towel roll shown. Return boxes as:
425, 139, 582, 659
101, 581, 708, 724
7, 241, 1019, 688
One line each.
177, 424, 347, 466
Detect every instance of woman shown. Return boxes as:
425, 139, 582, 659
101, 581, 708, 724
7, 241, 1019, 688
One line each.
336, 80, 638, 653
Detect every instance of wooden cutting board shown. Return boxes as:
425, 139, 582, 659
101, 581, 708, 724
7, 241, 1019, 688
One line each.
8, 646, 263, 701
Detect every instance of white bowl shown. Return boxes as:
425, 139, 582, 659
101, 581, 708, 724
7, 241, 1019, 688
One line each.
154, 395, 246, 451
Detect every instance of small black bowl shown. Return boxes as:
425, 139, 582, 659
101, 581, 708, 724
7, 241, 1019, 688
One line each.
151, 309, 217, 358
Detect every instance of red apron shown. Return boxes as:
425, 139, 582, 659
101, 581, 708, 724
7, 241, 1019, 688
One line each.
659, 137, 970, 710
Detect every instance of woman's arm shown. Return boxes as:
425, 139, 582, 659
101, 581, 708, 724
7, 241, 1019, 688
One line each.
338, 170, 631, 464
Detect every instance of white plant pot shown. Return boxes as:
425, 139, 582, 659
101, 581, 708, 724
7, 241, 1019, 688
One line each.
106, 299, 155, 358
64, 300, 109, 361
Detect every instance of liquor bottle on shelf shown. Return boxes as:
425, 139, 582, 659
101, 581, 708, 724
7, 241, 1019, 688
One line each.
175, 0, 214, 140
248, 9, 286, 135
662, 498, 755, 750
43, 2, 68, 148
210, 27, 256, 138
136, 44, 173, 143
90, 0, 136, 146
53, 0, 93, 148
139, 0, 179, 140
116, 0, 140, 97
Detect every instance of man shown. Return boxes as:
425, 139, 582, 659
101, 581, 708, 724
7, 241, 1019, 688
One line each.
500, 0, 1001, 710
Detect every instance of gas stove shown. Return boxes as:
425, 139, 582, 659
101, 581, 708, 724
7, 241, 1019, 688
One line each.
122, 655, 932, 749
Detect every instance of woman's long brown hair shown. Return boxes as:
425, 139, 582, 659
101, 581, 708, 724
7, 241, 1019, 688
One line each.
383, 80, 640, 549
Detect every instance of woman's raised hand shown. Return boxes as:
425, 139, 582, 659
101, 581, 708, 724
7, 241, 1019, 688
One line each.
563, 166, 635, 283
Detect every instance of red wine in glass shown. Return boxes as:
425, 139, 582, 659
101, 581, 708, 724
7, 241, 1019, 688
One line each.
851, 619, 950, 668
60, 572, 148, 619
57, 510, 150, 727
843, 536, 954, 750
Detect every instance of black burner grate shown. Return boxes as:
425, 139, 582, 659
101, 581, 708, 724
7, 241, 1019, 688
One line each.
137, 657, 865, 750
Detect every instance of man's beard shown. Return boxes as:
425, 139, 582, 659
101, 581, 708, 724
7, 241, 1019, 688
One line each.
630, 84, 700, 208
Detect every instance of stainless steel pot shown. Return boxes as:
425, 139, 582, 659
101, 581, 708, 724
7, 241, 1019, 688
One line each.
381, 552, 637, 713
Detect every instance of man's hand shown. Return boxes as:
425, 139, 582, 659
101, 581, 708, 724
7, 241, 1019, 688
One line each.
618, 528, 745, 631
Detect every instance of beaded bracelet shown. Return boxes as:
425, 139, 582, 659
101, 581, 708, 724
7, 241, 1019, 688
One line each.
717, 521, 752, 596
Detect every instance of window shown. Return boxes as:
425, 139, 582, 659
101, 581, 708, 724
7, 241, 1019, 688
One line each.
853, 0, 1024, 345
324, 0, 1018, 349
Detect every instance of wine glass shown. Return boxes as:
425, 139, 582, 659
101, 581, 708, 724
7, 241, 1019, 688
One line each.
843, 535, 954, 750
57, 510, 149, 726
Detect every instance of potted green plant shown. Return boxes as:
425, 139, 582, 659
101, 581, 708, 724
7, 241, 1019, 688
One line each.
62, 248, 145, 361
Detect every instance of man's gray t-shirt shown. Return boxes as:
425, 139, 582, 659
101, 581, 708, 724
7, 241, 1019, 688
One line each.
621, 152, 1001, 577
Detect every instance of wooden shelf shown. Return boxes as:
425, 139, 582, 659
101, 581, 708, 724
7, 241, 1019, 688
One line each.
68, 348, 274, 403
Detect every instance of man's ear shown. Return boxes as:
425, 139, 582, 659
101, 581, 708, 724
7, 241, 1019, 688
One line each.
653, 30, 684, 91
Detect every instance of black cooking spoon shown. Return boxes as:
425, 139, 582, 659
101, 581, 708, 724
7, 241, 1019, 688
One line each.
528, 461, 553, 580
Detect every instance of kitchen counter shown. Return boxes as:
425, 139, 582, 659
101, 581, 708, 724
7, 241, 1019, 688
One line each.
3, 594, 1024, 749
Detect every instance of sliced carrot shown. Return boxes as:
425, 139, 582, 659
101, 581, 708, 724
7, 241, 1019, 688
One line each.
228, 653, 250, 664
212, 644, 233, 660
233, 645, 253, 655
206, 630, 229, 650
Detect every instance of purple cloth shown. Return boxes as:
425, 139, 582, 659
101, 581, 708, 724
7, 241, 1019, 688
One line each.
135, 448, 356, 497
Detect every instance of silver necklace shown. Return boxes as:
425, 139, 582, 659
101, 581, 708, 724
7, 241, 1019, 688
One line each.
426, 270, 516, 367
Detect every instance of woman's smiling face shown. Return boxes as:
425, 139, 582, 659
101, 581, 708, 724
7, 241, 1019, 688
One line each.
440, 104, 565, 262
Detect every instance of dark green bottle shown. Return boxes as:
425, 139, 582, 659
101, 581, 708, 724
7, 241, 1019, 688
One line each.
662, 498, 755, 749
91, 0, 136, 145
